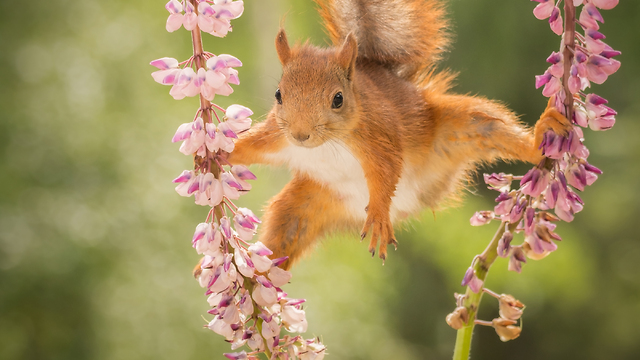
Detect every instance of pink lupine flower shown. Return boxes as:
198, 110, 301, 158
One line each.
253, 276, 278, 307
589, 114, 616, 131
554, 186, 584, 222
548, 7, 563, 36
524, 226, 558, 259
219, 216, 233, 239
532, 0, 554, 20
586, 54, 621, 84
520, 167, 550, 198
202, 54, 242, 100
248, 242, 274, 273
546, 52, 564, 77
233, 208, 261, 241
494, 191, 516, 216
221, 172, 242, 199
565, 163, 588, 191
461, 266, 484, 293
194, 172, 224, 206
470, 211, 494, 226
218, 121, 238, 139
281, 304, 308, 333
173, 117, 207, 155
540, 131, 567, 159
225, 104, 253, 133
208, 316, 236, 341
497, 230, 513, 258
508, 196, 527, 223
165, 0, 184, 32
173, 170, 197, 197
259, 314, 281, 351
205, 122, 236, 153
545, 179, 562, 209
600, 44, 621, 59
151, 57, 182, 85
224, 351, 248, 360
168, 67, 200, 99
484, 173, 513, 191
231, 165, 256, 190
585, 29, 607, 55
268, 266, 292, 287
151, 54, 241, 100
568, 65, 581, 94
584, 93, 616, 131
579, 3, 604, 30
182, 1, 197, 31
592, 0, 619, 10
542, 75, 562, 97
202, 0, 245, 38
209, 256, 237, 293
234, 248, 255, 277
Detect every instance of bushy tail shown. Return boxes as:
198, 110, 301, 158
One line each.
315, 0, 450, 79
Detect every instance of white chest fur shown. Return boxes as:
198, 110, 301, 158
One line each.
266, 141, 429, 221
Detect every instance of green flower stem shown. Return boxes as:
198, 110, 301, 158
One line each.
452, 221, 514, 360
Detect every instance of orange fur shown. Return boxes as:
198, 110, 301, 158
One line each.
225, 0, 571, 270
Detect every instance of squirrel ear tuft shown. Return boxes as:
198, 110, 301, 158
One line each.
275, 29, 292, 65
337, 33, 358, 80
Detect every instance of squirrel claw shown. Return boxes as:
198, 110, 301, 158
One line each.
362, 212, 396, 264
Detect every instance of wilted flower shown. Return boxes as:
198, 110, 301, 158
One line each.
446, 306, 469, 330
498, 294, 525, 321
508, 246, 527, 273
492, 318, 522, 342
497, 230, 513, 258
470, 211, 494, 226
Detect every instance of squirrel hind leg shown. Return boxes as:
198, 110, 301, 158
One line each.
430, 94, 573, 166
533, 101, 574, 146
259, 174, 348, 270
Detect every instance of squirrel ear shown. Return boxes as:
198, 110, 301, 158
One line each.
337, 33, 358, 80
275, 29, 292, 65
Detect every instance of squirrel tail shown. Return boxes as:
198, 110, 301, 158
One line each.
316, 0, 450, 79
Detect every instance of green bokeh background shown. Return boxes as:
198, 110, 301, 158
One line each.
1, 1, 638, 359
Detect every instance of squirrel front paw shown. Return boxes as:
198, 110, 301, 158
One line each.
360, 209, 398, 264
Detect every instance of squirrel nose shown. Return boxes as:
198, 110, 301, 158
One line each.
292, 132, 310, 142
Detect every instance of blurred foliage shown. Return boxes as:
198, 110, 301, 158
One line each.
0, 0, 638, 359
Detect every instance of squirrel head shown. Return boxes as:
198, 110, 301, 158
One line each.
270, 29, 359, 148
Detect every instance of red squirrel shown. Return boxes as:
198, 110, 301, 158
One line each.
226, 0, 572, 269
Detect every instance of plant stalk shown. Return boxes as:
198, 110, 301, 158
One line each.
452, 221, 509, 360
562, 0, 576, 120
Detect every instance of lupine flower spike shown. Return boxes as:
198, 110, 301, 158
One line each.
152, 1, 325, 358
451, 1, 619, 358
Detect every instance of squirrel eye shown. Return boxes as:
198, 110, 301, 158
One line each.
275, 88, 282, 105
332, 92, 343, 109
